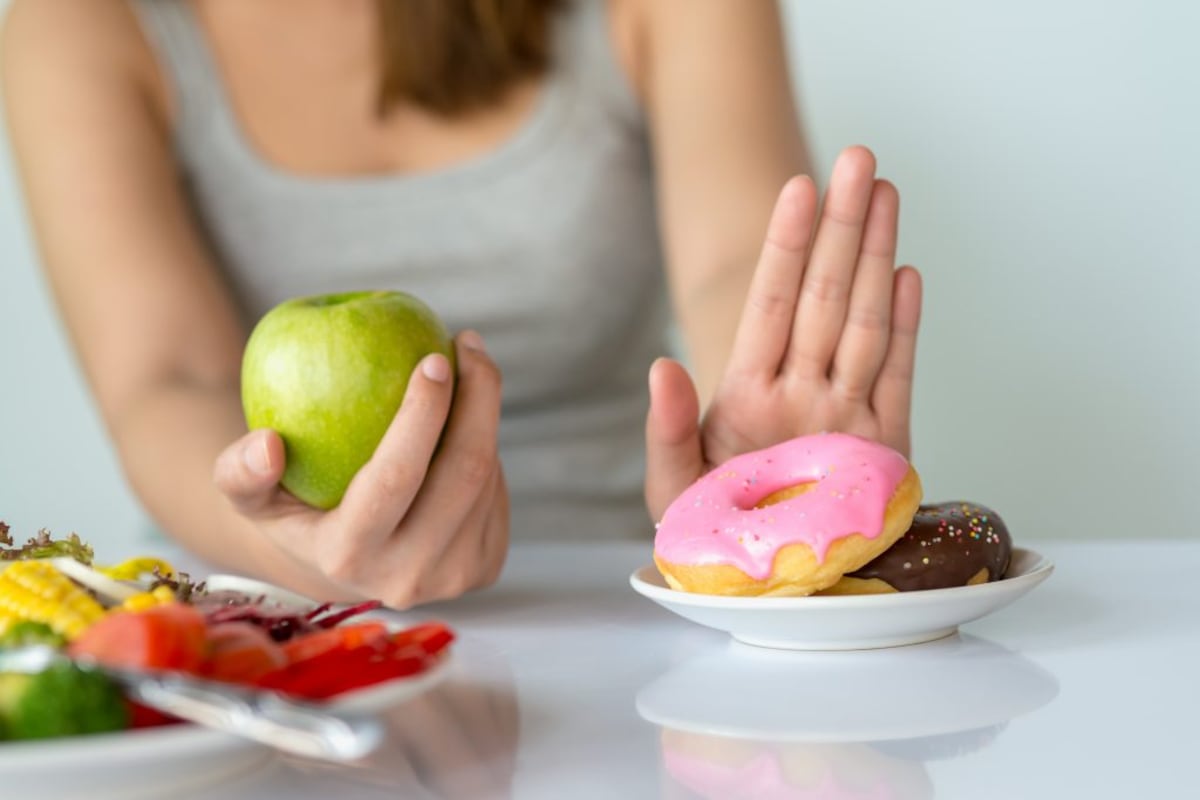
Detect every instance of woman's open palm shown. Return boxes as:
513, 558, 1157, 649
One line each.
646, 147, 923, 519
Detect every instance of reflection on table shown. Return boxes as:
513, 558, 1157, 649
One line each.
638, 633, 1059, 799
660, 735, 933, 800
184, 651, 519, 800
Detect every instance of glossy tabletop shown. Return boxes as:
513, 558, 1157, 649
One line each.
58, 540, 1200, 798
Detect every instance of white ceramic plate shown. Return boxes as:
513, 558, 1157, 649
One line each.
629, 547, 1053, 650
204, 573, 328, 609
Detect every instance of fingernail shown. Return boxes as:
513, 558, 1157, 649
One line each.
459, 330, 486, 353
243, 434, 271, 475
422, 353, 451, 382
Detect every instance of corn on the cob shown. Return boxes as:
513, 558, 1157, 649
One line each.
0, 561, 106, 640
120, 585, 178, 612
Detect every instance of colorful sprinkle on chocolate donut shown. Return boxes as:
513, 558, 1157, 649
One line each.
846, 501, 1013, 591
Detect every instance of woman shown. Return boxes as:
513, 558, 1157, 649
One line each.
2, 0, 921, 606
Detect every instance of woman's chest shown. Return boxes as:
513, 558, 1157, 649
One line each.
179, 0, 640, 179
183, 104, 664, 404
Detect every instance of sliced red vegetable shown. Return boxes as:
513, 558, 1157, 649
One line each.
255, 622, 454, 700
257, 648, 430, 699
72, 592, 454, 707
202, 621, 288, 683
69, 603, 208, 672
281, 621, 390, 664
388, 622, 455, 657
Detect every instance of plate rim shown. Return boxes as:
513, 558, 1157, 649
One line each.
0, 651, 451, 768
202, 573, 324, 608
629, 546, 1054, 609
0, 715, 257, 763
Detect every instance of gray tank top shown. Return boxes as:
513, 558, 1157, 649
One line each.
132, 0, 668, 541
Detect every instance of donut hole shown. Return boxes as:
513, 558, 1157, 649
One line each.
754, 481, 817, 509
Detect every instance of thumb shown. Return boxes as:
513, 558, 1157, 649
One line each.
645, 358, 704, 521
213, 428, 287, 516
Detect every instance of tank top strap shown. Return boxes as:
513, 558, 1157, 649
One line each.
128, 0, 226, 140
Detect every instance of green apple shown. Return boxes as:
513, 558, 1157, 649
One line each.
241, 290, 455, 509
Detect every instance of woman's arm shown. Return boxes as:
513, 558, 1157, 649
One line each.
3, 0, 267, 568
629, 2, 924, 518
2, 0, 507, 606
627, 0, 810, 404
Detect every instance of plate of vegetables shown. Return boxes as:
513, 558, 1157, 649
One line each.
0, 524, 454, 798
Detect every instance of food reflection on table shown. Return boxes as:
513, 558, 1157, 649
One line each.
639, 634, 1058, 799
660, 732, 933, 800
176, 650, 520, 800
280, 655, 520, 799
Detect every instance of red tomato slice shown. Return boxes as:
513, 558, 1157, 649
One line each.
252, 621, 455, 700
125, 699, 180, 730
257, 646, 431, 699
69, 603, 208, 672
202, 622, 288, 683
388, 622, 455, 657
282, 621, 390, 664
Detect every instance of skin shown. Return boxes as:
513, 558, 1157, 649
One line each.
2, 0, 919, 606
645, 151, 923, 517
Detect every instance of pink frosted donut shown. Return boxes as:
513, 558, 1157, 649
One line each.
653, 432, 922, 597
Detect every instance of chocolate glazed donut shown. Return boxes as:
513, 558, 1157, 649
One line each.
819, 502, 1012, 594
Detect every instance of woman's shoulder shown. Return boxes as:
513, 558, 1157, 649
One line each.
2, 0, 166, 117
598, 0, 789, 106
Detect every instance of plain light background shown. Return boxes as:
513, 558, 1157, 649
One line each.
1, 1, 1197, 554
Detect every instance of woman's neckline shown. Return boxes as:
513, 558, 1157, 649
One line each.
173, 0, 573, 193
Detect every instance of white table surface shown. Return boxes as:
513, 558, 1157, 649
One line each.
64, 540, 1200, 798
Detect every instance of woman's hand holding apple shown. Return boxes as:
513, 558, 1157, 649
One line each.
213, 330, 509, 608
644, 146, 924, 519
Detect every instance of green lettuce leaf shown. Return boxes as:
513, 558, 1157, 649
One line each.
0, 522, 94, 565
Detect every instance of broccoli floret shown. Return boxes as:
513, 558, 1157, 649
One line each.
0, 662, 128, 740
0, 621, 67, 650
